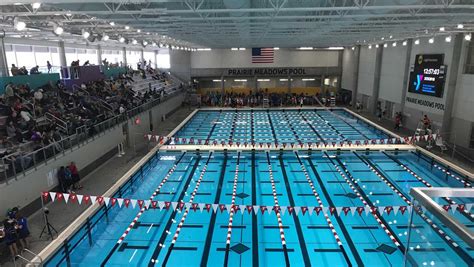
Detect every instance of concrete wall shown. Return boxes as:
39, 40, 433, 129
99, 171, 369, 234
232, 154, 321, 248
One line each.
0, 93, 185, 213
190, 49, 340, 69
170, 50, 191, 82
357, 46, 377, 97
341, 48, 358, 91
379, 44, 409, 104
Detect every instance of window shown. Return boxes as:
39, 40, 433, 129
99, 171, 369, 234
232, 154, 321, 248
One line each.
156, 49, 170, 69
465, 41, 474, 74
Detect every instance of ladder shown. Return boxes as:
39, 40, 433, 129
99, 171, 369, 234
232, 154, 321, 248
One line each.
14, 249, 43, 266
262, 98, 270, 108
329, 96, 336, 107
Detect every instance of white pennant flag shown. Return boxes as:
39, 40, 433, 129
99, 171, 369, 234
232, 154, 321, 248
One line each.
280, 206, 287, 215
451, 204, 458, 214
144, 200, 151, 209
239, 205, 245, 214
392, 138, 397, 144
199, 203, 205, 212
104, 197, 110, 207
336, 207, 343, 216
393, 206, 399, 215
416, 136, 421, 142
378, 207, 385, 215
294, 207, 301, 216
172, 202, 178, 211
77, 194, 83, 205
322, 206, 329, 215
365, 207, 371, 215
90, 196, 97, 204
130, 199, 137, 209
308, 206, 314, 216
432, 134, 437, 140
212, 204, 219, 213
253, 205, 260, 215
147, 134, 152, 141
117, 198, 123, 208
158, 201, 165, 210
185, 203, 192, 210
63, 193, 70, 204
226, 204, 232, 214
351, 207, 357, 216
267, 206, 272, 214
50, 192, 56, 202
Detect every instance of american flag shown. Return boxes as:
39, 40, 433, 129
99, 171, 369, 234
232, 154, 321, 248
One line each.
252, 47, 274, 63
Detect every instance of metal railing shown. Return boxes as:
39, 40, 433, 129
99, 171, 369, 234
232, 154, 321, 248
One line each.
0, 88, 183, 185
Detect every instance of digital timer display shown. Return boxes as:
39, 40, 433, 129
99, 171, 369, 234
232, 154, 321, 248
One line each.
408, 54, 446, 98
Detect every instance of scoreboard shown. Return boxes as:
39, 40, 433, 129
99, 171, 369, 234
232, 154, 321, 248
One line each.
408, 54, 446, 98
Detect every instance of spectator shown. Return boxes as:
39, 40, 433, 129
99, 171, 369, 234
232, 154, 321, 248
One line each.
83, 60, 90, 66
19, 66, 28, 75
34, 89, 44, 104
2, 218, 19, 259
16, 211, 30, 250
57, 166, 68, 193
47, 61, 52, 73
394, 112, 402, 130
4, 82, 14, 100
10, 64, 19, 76
422, 114, 431, 134
30, 65, 41, 74
69, 161, 82, 190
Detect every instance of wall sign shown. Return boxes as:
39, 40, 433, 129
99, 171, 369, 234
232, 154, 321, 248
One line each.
405, 96, 445, 111
407, 54, 446, 98
226, 68, 307, 76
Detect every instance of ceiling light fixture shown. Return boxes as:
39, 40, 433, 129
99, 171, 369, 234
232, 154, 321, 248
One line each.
14, 20, 26, 31
102, 34, 109, 41
383, 43, 388, 48
132, 39, 137, 45
457, 24, 464, 29
32, 2, 41, 9
428, 37, 434, 44
119, 36, 125, 43
414, 39, 420, 45
465, 33, 472, 41
137, 29, 141, 33
445, 36, 452, 43
109, 22, 115, 26
368, 45, 372, 49
53, 25, 64, 35
392, 42, 397, 47
402, 41, 407, 46
82, 30, 90, 39
125, 26, 130, 30
439, 27, 445, 32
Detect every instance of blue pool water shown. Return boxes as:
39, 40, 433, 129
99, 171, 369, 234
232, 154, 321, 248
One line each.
174, 109, 390, 144
45, 149, 473, 266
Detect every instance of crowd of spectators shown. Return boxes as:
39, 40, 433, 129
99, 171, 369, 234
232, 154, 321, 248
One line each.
0, 67, 173, 176
200, 89, 337, 107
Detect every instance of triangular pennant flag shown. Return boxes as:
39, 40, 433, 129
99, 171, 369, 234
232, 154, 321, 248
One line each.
76, 194, 84, 205
364, 207, 371, 215
90, 196, 97, 204
158, 201, 165, 210
343, 207, 350, 216
267, 206, 273, 214
192, 203, 199, 212
260, 206, 267, 214
253, 205, 259, 215
117, 198, 123, 207
315, 207, 322, 216
219, 204, 226, 213
111, 198, 117, 207
63, 193, 70, 204
172, 202, 178, 211
308, 206, 314, 216
97, 196, 104, 205
212, 204, 219, 213
42, 192, 50, 201
398, 206, 406, 214
385, 206, 393, 215
205, 204, 211, 212
336, 207, 343, 216
393, 206, 399, 215
199, 203, 205, 212
350, 207, 357, 216
124, 199, 130, 208
378, 206, 385, 215
147, 134, 152, 141
144, 200, 151, 209
451, 204, 458, 214
432, 134, 437, 140
239, 205, 245, 214
185, 203, 192, 210
104, 197, 110, 207
322, 206, 328, 215
280, 206, 287, 215
294, 206, 301, 215
466, 203, 472, 212
151, 201, 157, 209
246, 205, 253, 214
49, 192, 57, 202
226, 204, 232, 214
130, 199, 137, 208
357, 207, 364, 216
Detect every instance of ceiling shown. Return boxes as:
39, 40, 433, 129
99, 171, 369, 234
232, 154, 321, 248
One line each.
0, 0, 473, 48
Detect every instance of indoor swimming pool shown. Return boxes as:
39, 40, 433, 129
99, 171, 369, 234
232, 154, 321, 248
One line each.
44, 149, 473, 266
173, 109, 390, 144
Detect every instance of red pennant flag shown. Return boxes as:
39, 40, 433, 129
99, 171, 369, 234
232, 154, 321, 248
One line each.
219, 204, 226, 213
330, 207, 336, 215
124, 199, 130, 208
138, 200, 144, 208
385, 206, 393, 215
69, 194, 77, 203
343, 207, 350, 215
301, 206, 308, 215
42, 192, 50, 200
56, 193, 64, 201
260, 206, 267, 214
151, 201, 157, 209
111, 198, 117, 207
164, 202, 171, 210
236, 142, 240, 147
457, 204, 465, 212
443, 205, 451, 211
287, 206, 294, 214
315, 207, 322, 215
233, 205, 239, 212
357, 207, 364, 215
179, 202, 185, 211
205, 204, 211, 212
371, 207, 377, 214
192, 203, 198, 212
83, 195, 90, 204
399, 206, 407, 214
246, 205, 253, 214
97, 196, 104, 205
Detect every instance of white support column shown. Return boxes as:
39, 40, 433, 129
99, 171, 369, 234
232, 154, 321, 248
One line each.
154, 50, 158, 69
140, 49, 144, 62
287, 76, 292, 94
370, 44, 384, 114
58, 40, 67, 68
97, 45, 102, 66
351, 46, 361, 107
122, 47, 127, 67
0, 37, 9, 77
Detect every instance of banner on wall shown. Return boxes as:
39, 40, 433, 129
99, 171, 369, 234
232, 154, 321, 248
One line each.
226, 68, 308, 76
407, 54, 446, 98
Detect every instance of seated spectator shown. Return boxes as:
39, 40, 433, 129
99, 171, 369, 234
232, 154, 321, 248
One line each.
83, 60, 90, 66
30, 65, 41, 74
19, 66, 28, 75
34, 89, 44, 104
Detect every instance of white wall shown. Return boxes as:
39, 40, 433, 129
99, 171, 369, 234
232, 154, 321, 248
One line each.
379, 44, 409, 104
357, 46, 377, 96
341, 48, 357, 91
190, 49, 339, 69
170, 50, 191, 82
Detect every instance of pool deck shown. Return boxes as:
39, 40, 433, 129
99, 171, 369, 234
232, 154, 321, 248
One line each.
0, 107, 194, 267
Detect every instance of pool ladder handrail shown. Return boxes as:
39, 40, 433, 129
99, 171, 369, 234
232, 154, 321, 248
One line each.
14, 249, 43, 267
